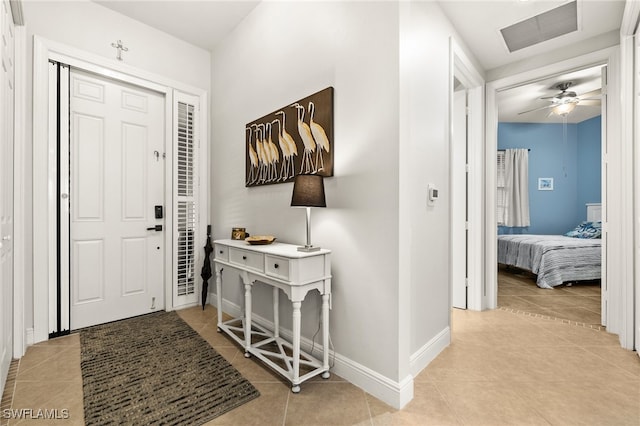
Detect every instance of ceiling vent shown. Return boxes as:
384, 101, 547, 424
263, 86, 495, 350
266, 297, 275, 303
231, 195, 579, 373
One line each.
500, 1, 578, 53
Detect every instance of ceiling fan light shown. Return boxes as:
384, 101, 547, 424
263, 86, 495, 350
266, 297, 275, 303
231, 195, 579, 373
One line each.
552, 102, 577, 116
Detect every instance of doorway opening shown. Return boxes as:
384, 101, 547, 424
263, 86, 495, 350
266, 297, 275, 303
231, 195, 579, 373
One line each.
450, 38, 484, 313
484, 47, 630, 346
494, 65, 605, 328
50, 64, 168, 333
33, 37, 208, 342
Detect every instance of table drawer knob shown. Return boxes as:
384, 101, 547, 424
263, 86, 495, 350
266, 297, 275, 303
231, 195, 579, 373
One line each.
274, 263, 279, 269
242, 256, 247, 260
219, 250, 224, 254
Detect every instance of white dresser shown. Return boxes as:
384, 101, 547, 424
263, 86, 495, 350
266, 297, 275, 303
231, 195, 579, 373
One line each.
213, 239, 332, 392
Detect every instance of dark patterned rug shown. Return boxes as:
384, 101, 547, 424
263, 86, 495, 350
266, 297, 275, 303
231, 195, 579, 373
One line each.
80, 311, 259, 425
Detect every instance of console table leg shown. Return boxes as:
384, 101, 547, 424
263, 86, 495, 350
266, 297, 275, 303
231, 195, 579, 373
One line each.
215, 268, 223, 332
292, 300, 302, 389
321, 293, 330, 379
244, 282, 252, 358
273, 287, 279, 339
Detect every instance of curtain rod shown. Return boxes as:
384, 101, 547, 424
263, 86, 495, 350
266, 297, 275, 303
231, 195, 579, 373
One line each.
497, 149, 531, 152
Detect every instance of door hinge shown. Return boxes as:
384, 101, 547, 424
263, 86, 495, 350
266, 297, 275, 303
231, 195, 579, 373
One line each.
465, 278, 469, 287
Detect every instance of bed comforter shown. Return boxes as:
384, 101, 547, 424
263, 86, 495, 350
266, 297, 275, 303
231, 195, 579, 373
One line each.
497, 234, 601, 289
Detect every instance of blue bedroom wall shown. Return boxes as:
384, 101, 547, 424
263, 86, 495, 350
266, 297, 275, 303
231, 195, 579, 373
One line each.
577, 116, 602, 222
498, 117, 601, 235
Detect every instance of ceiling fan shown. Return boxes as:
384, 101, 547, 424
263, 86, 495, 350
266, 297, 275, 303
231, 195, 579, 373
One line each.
518, 81, 601, 116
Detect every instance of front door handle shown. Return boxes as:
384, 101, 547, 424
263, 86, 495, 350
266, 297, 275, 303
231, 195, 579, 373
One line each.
146, 225, 163, 231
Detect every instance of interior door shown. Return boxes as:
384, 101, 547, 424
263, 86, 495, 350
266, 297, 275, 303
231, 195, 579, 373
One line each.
635, 34, 640, 354
0, 0, 14, 391
600, 65, 608, 328
69, 69, 165, 329
452, 86, 468, 309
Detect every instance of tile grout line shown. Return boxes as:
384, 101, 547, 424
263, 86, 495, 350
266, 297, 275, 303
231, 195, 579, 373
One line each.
361, 389, 374, 426
281, 388, 290, 426
431, 381, 465, 425
498, 307, 606, 331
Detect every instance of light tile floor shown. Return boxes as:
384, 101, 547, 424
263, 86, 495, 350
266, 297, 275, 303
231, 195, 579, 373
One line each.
2, 306, 638, 425
498, 266, 602, 327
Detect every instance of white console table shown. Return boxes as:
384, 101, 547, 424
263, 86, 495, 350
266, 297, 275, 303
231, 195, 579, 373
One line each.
213, 239, 332, 392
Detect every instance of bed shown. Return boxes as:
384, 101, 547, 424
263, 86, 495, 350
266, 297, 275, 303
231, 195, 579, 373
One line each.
497, 234, 601, 289
498, 203, 602, 289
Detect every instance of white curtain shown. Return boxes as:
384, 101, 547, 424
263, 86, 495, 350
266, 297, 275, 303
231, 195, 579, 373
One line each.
502, 148, 530, 227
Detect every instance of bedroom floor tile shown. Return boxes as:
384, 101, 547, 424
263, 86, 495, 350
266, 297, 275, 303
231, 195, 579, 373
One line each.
498, 269, 602, 327
517, 294, 586, 308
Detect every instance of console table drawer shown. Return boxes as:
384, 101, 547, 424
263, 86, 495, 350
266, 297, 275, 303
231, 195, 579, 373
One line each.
265, 255, 290, 280
229, 248, 264, 272
214, 244, 229, 262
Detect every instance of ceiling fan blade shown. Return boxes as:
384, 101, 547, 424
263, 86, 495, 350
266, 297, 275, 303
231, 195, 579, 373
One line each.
540, 95, 559, 99
578, 89, 601, 99
578, 99, 601, 107
517, 104, 553, 115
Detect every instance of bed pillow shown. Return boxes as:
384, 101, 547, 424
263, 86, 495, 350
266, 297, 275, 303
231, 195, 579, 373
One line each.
564, 221, 602, 239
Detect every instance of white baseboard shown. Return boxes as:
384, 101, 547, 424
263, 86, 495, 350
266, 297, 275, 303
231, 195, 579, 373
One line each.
209, 292, 416, 409
409, 326, 450, 377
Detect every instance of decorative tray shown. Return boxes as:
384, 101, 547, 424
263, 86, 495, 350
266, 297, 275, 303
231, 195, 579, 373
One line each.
245, 235, 276, 245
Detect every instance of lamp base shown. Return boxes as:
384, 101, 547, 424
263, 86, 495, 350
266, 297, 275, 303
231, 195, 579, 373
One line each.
297, 245, 321, 252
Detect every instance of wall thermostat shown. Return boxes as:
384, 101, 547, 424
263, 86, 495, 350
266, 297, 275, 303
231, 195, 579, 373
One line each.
427, 184, 438, 206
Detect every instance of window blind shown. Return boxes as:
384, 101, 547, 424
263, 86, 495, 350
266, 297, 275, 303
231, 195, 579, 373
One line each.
175, 100, 197, 300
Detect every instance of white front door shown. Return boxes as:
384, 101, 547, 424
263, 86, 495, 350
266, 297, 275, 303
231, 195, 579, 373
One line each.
69, 69, 165, 330
0, 0, 15, 390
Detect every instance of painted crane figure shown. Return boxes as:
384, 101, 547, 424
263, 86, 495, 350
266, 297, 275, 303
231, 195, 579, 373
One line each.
246, 126, 259, 185
266, 121, 280, 182
291, 103, 317, 174
260, 123, 273, 183
308, 101, 330, 172
272, 117, 292, 181
251, 123, 266, 184
274, 110, 298, 180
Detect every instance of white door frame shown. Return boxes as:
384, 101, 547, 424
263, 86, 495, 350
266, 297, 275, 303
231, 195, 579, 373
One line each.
485, 46, 634, 349
620, 0, 640, 353
32, 36, 208, 343
12, 25, 26, 357
450, 38, 485, 312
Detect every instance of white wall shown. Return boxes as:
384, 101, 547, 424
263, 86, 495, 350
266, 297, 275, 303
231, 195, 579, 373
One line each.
210, 0, 477, 406
21, 0, 210, 331
210, 0, 402, 383
399, 1, 477, 367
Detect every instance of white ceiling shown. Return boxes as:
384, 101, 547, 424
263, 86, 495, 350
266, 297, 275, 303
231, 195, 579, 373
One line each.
497, 64, 604, 123
438, 0, 625, 71
439, 0, 625, 124
93, 0, 626, 123
95, 0, 260, 51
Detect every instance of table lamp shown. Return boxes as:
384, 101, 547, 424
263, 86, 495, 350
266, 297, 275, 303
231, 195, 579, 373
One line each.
290, 174, 326, 252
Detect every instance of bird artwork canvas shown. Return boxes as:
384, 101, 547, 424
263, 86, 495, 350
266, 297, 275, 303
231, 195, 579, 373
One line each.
245, 87, 334, 187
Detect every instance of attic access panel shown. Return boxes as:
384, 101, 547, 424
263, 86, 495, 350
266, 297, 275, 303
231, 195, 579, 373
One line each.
500, 1, 578, 53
